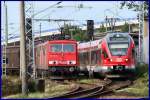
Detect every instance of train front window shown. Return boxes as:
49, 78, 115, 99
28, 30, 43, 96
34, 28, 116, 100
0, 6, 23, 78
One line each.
51, 44, 62, 52
63, 44, 74, 52
109, 43, 128, 56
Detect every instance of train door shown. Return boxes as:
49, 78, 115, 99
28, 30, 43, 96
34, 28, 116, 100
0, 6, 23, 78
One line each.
97, 49, 102, 65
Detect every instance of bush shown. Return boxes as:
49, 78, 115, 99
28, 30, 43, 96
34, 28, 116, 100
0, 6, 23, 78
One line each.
2, 76, 41, 97
28, 79, 37, 92
118, 63, 149, 97
2, 76, 21, 96
135, 64, 148, 78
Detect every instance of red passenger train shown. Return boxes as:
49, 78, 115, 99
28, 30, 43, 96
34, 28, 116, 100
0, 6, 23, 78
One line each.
78, 32, 136, 78
35, 39, 79, 77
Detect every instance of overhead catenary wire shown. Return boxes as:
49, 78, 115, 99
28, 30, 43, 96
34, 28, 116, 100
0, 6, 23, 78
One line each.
33, 1, 62, 17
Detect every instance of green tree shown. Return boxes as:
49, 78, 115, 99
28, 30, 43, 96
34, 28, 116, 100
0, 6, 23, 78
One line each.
121, 22, 129, 32
62, 24, 88, 41
99, 23, 106, 32
120, 1, 149, 17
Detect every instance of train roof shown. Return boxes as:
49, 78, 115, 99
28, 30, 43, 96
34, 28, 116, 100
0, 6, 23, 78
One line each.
105, 32, 132, 43
35, 39, 77, 47
78, 39, 102, 52
48, 39, 77, 43
106, 32, 129, 36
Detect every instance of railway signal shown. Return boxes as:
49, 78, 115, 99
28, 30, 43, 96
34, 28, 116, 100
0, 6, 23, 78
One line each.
87, 20, 94, 40
26, 18, 32, 40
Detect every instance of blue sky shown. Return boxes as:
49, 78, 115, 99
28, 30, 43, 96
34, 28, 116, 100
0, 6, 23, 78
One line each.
1, 1, 138, 41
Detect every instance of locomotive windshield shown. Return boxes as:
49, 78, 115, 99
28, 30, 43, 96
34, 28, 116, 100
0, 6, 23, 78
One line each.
63, 44, 74, 52
51, 44, 74, 52
109, 43, 128, 56
51, 44, 62, 52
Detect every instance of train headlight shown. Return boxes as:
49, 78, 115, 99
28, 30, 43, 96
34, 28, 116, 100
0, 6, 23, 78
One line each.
71, 61, 76, 64
49, 61, 57, 64
69, 67, 74, 72
125, 59, 128, 61
49, 61, 53, 64
110, 59, 113, 62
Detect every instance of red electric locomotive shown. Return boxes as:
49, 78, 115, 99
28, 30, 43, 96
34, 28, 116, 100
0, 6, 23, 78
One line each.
35, 39, 79, 78
78, 32, 136, 78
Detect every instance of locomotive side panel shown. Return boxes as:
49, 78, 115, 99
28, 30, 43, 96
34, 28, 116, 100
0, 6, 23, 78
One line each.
35, 42, 49, 70
78, 40, 102, 73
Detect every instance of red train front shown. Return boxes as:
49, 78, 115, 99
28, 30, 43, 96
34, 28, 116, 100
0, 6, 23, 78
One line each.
99, 33, 136, 78
35, 39, 79, 78
48, 40, 79, 76
78, 32, 136, 78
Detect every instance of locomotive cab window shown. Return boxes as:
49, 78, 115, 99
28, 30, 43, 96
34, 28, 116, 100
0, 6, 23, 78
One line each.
51, 44, 62, 52
63, 44, 74, 52
109, 43, 128, 56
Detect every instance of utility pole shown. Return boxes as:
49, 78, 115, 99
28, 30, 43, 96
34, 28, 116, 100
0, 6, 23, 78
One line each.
5, 1, 8, 45
20, 1, 28, 95
138, 1, 144, 63
2, 1, 8, 76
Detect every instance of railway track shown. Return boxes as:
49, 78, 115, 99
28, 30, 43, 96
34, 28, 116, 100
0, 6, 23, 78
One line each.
48, 79, 132, 99
84, 80, 132, 98
48, 79, 112, 99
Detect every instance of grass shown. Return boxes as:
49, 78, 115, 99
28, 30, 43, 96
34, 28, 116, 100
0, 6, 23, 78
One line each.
117, 64, 149, 97
78, 79, 95, 84
2, 76, 21, 96
3, 81, 75, 99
